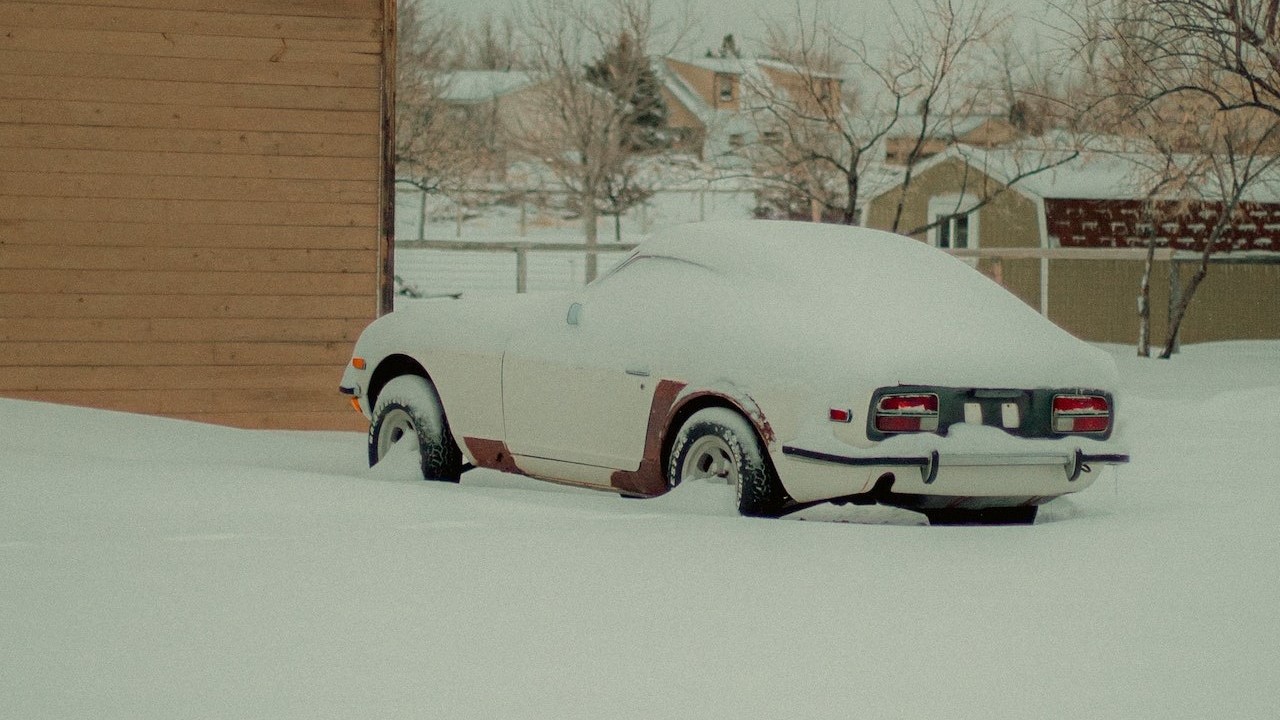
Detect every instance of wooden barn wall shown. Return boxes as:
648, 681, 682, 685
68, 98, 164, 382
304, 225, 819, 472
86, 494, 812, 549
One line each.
0, 0, 390, 430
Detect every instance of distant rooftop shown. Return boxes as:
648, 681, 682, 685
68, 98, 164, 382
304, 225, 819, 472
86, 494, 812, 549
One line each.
439, 71, 536, 103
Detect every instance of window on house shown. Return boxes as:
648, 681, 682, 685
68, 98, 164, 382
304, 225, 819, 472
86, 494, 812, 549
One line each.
927, 194, 980, 249
762, 131, 782, 146
717, 75, 734, 103
728, 133, 745, 149
936, 214, 970, 249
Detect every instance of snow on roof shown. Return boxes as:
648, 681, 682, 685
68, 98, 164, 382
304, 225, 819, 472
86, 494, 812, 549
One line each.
887, 114, 1007, 140
936, 146, 1280, 203
672, 56, 753, 74
654, 60, 714, 124
439, 71, 536, 103
755, 58, 844, 81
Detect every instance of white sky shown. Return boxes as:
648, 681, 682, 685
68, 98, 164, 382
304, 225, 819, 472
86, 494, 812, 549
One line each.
427, 0, 1067, 62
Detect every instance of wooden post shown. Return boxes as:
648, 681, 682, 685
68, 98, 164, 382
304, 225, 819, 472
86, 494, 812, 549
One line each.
519, 194, 528, 238
418, 187, 427, 241
1168, 257, 1182, 354
515, 246, 528, 294
455, 202, 463, 238
699, 189, 706, 222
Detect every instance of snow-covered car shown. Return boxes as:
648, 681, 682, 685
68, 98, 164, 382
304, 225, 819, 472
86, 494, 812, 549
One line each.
340, 220, 1128, 523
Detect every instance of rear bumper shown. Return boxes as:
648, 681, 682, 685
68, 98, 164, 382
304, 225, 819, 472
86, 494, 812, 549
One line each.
782, 444, 1128, 483
778, 443, 1129, 501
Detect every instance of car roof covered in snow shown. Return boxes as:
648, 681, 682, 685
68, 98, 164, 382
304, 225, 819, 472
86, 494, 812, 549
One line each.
640, 220, 965, 288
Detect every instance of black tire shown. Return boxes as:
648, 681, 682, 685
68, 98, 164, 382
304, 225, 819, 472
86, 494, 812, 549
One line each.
368, 375, 463, 482
924, 506, 1038, 526
667, 407, 784, 518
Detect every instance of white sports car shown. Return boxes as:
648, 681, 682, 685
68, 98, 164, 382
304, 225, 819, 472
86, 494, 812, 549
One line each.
340, 221, 1128, 524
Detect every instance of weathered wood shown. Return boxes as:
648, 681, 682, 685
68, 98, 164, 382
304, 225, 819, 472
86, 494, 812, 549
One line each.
27, 0, 382, 20
0, 222, 379, 249
0, 246, 377, 274
0, 124, 379, 158
0, 49, 380, 88
0, 197, 377, 227
2, 148, 378, 180
0, 341, 354, 367
0, 99, 379, 135
0, 0, 388, 430
0, 27, 380, 64
1, 364, 350, 391
0, 318, 365, 345
0, 3, 379, 42
0, 293, 376, 320
0, 269, 376, 296
4, 75, 380, 112
0, 172, 378, 204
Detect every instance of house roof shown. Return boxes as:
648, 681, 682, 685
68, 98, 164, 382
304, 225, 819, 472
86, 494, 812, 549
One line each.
887, 114, 1009, 141
438, 71, 536, 103
917, 145, 1280, 204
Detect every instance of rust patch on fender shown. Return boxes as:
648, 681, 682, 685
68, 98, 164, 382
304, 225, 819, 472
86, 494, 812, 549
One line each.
609, 379, 687, 497
463, 437, 525, 476
609, 381, 777, 497
672, 389, 777, 446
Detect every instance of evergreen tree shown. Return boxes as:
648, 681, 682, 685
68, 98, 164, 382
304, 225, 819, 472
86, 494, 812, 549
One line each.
585, 32, 669, 151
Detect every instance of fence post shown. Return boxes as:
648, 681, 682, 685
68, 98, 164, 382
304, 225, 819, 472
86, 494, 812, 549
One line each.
515, 246, 528, 294
418, 187, 427, 241
519, 194, 528, 237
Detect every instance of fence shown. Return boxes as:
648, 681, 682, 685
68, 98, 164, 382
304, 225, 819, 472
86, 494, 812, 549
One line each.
393, 240, 1280, 345
393, 185, 758, 243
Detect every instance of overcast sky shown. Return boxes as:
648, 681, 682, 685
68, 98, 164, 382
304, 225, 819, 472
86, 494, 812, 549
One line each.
428, 0, 1068, 62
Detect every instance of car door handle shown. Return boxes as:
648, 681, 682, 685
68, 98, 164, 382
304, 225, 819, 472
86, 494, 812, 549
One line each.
625, 365, 651, 377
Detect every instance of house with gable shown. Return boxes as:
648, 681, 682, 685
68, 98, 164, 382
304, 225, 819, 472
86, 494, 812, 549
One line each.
655, 56, 846, 161
882, 114, 1021, 165
864, 146, 1280, 345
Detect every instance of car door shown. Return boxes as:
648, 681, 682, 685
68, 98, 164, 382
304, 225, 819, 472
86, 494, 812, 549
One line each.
502, 257, 681, 470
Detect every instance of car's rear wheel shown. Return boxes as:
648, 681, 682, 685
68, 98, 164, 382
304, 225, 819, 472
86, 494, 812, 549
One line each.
924, 506, 1038, 525
368, 375, 462, 482
668, 407, 784, 517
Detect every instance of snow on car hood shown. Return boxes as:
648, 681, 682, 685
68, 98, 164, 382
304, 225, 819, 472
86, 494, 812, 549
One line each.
645, 220, 1119, 392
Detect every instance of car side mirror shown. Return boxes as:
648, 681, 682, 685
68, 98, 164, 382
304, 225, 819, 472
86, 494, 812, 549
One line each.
566, 302, 583, 326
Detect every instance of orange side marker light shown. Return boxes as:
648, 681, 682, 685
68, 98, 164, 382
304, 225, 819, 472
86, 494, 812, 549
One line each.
352, 357, 366, 370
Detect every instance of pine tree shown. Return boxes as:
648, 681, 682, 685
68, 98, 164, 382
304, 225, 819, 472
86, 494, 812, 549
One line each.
585, 32, 669, 151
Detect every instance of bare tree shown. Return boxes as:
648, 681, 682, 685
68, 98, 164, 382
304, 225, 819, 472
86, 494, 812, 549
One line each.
466, 13, 523, 71
395, 1, 473, 195
1076, 0, 1280, 356
511, 0, 674, 281
744, 3, 911, 225
885, 0, 996, 233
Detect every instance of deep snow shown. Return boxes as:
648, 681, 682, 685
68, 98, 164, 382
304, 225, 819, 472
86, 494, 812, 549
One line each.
2, 342, 1278, 719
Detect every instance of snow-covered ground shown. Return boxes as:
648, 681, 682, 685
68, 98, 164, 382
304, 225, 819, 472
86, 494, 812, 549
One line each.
3, 342, 1278, 719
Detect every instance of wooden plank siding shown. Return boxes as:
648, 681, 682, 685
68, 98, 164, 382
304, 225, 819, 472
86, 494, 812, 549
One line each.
0, 0, 393, 430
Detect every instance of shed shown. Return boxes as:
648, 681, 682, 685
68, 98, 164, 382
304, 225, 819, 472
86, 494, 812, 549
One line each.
863, 147, 1280, 345
0, 0, 395, 430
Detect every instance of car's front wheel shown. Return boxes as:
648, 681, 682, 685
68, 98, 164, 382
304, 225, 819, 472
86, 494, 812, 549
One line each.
667, 407, 784, 517
368, 375, 463, 482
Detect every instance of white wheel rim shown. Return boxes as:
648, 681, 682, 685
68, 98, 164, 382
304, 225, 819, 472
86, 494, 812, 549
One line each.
680, 435, 738, 485
377, 407, 416, 462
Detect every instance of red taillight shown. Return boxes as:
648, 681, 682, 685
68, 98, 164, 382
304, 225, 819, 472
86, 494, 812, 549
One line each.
1053, 394, 1111, 434
875, 393, 939, 433
829, 408, 853, 423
